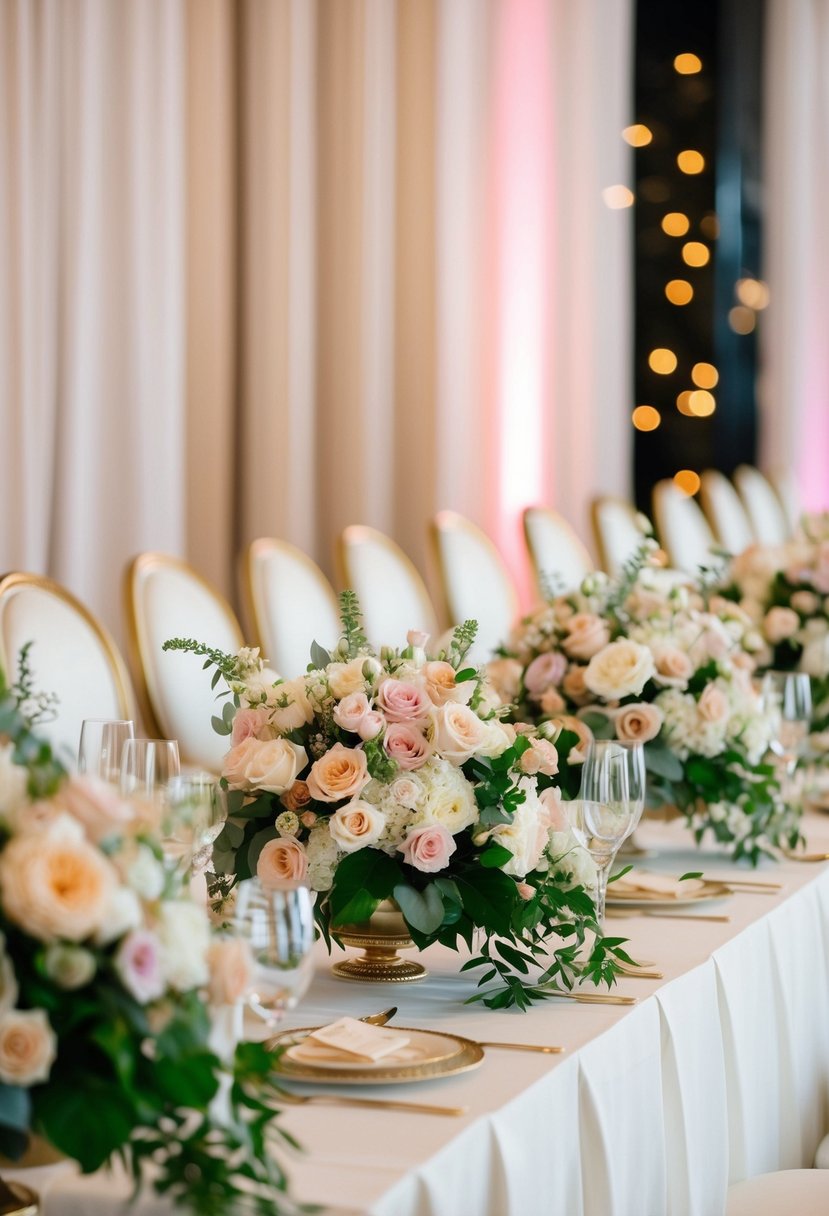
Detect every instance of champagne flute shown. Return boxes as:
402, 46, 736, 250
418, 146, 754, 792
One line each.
120, 739, 181, 798
233, 879, 315, 1033
164, 773, 227, 875
572, 740, 640, 922
762, 671, 812, 782
78, 719, 134, 782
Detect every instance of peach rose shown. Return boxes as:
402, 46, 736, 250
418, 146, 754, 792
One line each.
306, 744, 369, 803
539, 786, 568, 832
257, 837, 309, 887
231, 707, 273, 746
281, 780, 311, 812
269, 678, 314, 732
486, 658, 523, 704
328, 799, 385, 852
547, 715, 594, 764
697, 684, 729, 723
333, 692, 373, 734
519, 738, 559, 777
428, 703, 486, 764
0, 829, 116, 942
207, 938, 255, 1006
763, 606, 800, 644
563, 613, 611, 661
375, 679, 432, 723
0, 1009, 57, 1086
524, 652, 567, 698
357, 711, 385, 741
399, 823, 456, 873
224, 737, 308, 795
540, 688, 566, 716
327, 659, 370, 699
791, 590, 819, 616
383, 723, 433, 771
584, 640, 655, 701
53, 775, 134, 843
652, 646, 694, 687
423, 661, 472, 706
562, 665, 592, 705
615, 702, 663, 743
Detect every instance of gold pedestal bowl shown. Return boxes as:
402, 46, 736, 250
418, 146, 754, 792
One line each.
332, 900, 427, 983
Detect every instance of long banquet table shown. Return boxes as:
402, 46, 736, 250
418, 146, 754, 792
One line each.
29, 812, 829, 1215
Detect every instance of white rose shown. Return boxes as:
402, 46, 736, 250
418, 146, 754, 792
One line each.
584, 640, 655, 700
156, 901, 210, 991
428, 703, 486, 764
328, 659, 370, 699
477, 718, 516, 759
95, 886, 143, 945
490, 785, 549, 878
125, 844, 166, 901
419, 762, 478, 834
0, 1009, 57, 1086
328, 800, 386, 852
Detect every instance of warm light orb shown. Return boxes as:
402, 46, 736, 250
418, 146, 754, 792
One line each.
682, 241, 710, 267
689, 390, 716, 417
648, 348, 678, 374
602, 184, 635, 209
736, 278, 770, 310
623, 124, 653, 147
674, 469, 701, 495
677, 150, 705, 175
676, 391, 695, 416
692, 362, 719, 389
632, 405, 661, 431
661, 212, 690, 237
729, 306, 756, 334
665, 279, 693, 305
674, 53, 703, 75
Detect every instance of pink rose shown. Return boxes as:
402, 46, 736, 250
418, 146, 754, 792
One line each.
114, 929, 165, 1004
615, 702, 663, 743
519, 738, 560, 777
231, 706, 273, 746
55, 775, 134, 843
328, 800, 385, 852
399, 823, 456, 873
306, 743, 369, 802
697, 684, 729, 723
333, 692, 373, 734
257, 837, 309, 887
539, 787, 568, 832
524, 652, 567, 698
516, 882, 535, 901
763, 606, 800, 644
375, 679, 432, 723
357, 711, 385, 741
383, 722, 433, 771
562, 613, 611, 661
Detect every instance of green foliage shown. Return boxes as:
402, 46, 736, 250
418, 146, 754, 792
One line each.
162, 637, 243, 683
445, 620, 479, 667
337, 590, 370, 659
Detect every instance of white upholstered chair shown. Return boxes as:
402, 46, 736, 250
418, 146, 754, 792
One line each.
243, 538, 340, 678
652, 480, 718, 573
430, 511, 519, 662
0, 572, 135, 766
337, 525, 439, 648
734, 464, 790, 544
770, 468, 801, 536
125, 554, 244, 772
522, 506, 593, 596
699, 470, 755, 556
591, 497, 648, 576
726, 1170, 829, 1215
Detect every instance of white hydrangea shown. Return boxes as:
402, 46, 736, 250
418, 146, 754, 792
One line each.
156, 901, 210, 991
417, 758, 478, 835
305, 822, 341, 891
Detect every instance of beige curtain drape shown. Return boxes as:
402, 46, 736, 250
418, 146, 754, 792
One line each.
1, 0, 633, 642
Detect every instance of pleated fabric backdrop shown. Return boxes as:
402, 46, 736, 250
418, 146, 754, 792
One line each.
1, 0, 633, 639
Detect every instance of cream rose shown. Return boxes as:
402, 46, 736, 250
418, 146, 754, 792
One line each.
332, 692, 373, 734
547, 715, 594, 764
306, 743, 369, 802
257, 837, 309, 887
763, 606, 801, 644
207, 938, 255, 1006
477, 718, 516, 759
328, 799, 386, 852
563, 613, 611, 661
327, 659, 370, 699
224, 737, 307, 795
584, 640, 655, 701
428, 703, 486, 764
0, 830, 116, 943
697, 684, 729, 723
791, 590, 819, 616
375, 679, 432, 723
0, 1009, 57, 1086
269, 677, 314, 732
423, 661, 473, 706
614, 702, 663, 743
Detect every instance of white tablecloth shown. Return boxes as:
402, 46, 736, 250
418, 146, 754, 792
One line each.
23, 813, 829, 1216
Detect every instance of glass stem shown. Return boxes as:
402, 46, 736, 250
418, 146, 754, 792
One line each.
594, 858, 613, 926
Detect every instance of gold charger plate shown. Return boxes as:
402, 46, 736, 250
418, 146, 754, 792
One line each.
269, 1025, 484, 1085
606, 878, 731, 910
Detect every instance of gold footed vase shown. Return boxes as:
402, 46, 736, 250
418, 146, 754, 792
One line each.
0, 1135, 70, 1214
332, 900, 427, 983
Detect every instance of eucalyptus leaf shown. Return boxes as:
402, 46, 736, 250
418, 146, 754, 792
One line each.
393, 882, 445, 935
309, 640, 332, 669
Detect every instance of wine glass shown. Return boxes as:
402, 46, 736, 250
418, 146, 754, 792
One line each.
233, 879, 315, 1033
572, 740, 640, 922
78, 719, 134, 782
120, 739, 181, 799
613, 740, 647, 850
164, 773, 227, 875
761, 671, 812, 782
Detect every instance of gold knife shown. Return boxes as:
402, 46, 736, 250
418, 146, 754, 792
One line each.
606, 909, 730, 923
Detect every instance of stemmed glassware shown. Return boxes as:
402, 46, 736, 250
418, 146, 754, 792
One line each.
567, 739, 642, 923
233, 879, 315, 1035
164, 773, 227, 875
120, 738, 182, 798
761, 671, 812, 794
78, 719, 134, 782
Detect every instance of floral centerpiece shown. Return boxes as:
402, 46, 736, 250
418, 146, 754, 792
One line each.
164, 594, 626, 1011
0, 652, 296, 1216
492, 548, 800, 864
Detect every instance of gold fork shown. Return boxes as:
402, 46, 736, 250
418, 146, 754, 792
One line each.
606, 909, 730, 923
277, 1090, 467, 1117
544, 989, 638, 1006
